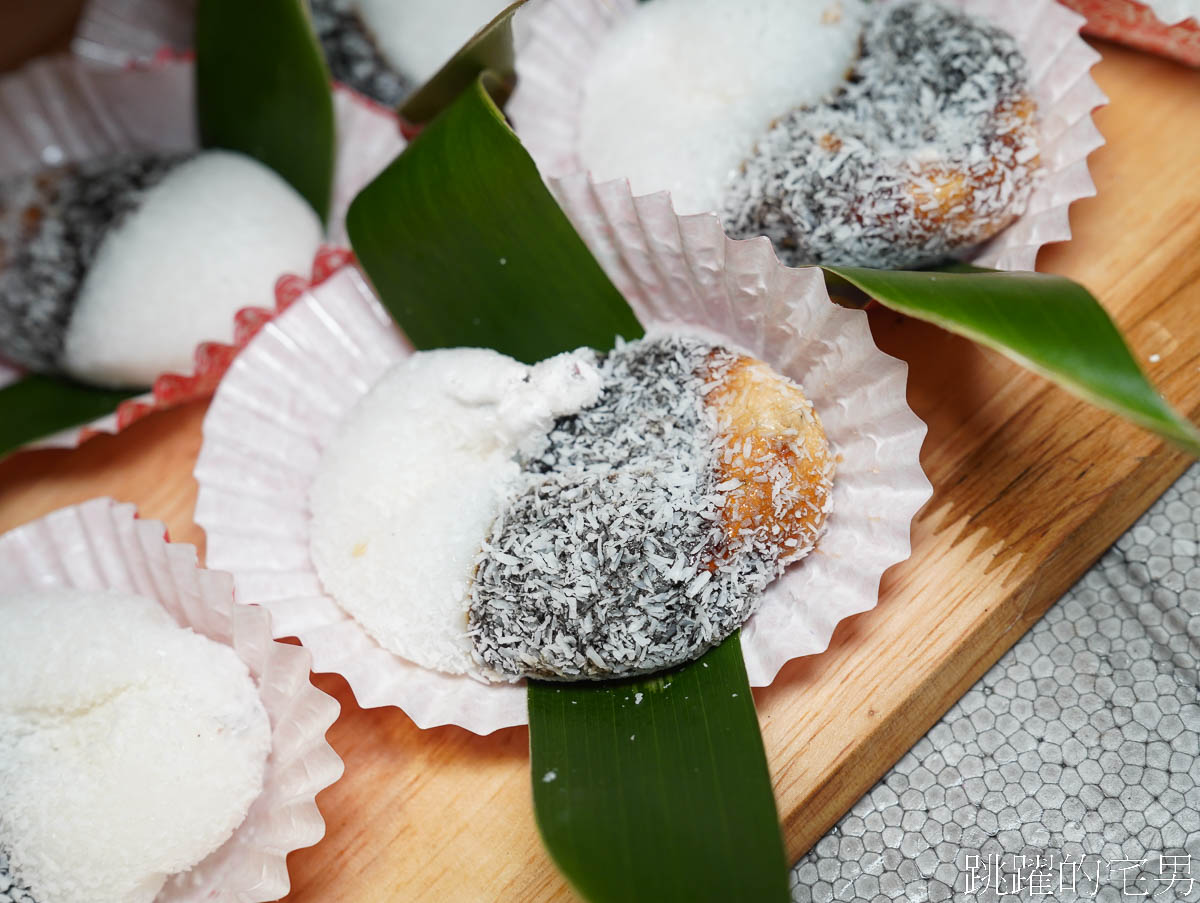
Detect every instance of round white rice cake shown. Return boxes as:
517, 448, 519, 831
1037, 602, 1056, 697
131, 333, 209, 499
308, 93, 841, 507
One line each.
61, 149, 322, 388
0, 587, 271, 903
355, 0, 515, 85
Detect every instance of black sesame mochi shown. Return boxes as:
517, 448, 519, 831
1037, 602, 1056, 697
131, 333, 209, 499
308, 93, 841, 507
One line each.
722, 0, 1040, 269
0, 153, 189, 373
468, 335, 834, 681
309, 0, 412, 108
0, 150, 323, 389
309, 335, 833, 684
307, 0, 512, 108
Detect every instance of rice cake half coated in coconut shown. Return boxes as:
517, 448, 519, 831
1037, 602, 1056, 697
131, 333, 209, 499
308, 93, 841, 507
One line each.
308, 347, 603, 677
468, 334, 834, 681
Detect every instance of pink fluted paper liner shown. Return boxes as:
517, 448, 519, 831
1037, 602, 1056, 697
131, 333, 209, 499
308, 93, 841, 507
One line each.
71, 0, 546, 76
0, 55, 404, 454
0, 498, 344, 902
194, 197, 932, 733
509, 0, 1107, 273
1060, 0, 1200, 65
194, 268, 528, 734
73, 0, 197, 67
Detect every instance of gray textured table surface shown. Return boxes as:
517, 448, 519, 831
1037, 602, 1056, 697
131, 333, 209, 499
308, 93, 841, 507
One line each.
790, 464, 1200, 902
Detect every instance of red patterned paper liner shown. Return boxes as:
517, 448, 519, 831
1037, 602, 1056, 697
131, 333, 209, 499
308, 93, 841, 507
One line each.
77, 245, 355, 441
149, 46, 194, 66
1059, 0, 1200, 64
3, 45, 403, 454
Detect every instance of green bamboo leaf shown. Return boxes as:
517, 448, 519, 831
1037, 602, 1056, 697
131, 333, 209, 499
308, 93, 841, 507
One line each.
399, 1, 528, 126
195, 0, 335, 222
347, 75, 787, 901
825, 266, 1200, 456
0, 376, 138, 459
348, 75, 642, 363
530, 637, 789, 903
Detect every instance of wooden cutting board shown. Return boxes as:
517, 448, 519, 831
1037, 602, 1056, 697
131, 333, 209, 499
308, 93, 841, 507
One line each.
1, 39, 1198, 903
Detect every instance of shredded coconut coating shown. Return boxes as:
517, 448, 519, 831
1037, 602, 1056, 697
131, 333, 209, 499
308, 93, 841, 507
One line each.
0, 851, 37, 903
468, 335, 834, 681
309, 348, 602, 677
722, 0, 1040, 269
0, 153, 189, 373
309, 0, 412, 108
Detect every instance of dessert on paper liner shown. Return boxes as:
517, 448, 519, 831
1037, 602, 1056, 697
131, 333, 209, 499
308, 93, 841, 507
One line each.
0, 498, 344, 902
194, 192, 933, 735
71, 0, 542, 105
508, 0, 1107, 274
0, 54, 404, 452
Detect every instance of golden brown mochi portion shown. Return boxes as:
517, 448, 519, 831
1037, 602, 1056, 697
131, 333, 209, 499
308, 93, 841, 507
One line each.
704, 352, 834, 566
906, 95, 1039, 241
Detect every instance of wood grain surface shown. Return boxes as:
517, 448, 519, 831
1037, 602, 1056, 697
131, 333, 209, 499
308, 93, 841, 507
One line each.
1, 39, 1198, 903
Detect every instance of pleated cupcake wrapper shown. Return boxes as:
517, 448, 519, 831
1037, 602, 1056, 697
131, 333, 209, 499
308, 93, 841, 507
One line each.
71, 0, 546, 78
193, 194, 933, 735
509, 0, 1107, 273
0, 54, 405, 453
0, 498, 344, 903
1060, 0, 1200, 65
73, 0, 198, 67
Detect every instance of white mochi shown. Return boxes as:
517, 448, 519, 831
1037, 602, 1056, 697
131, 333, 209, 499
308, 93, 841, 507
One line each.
62, 150, 322, 389
577, 0, 866, 215
356, 0, 514, 85
308, 346, 602, 677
